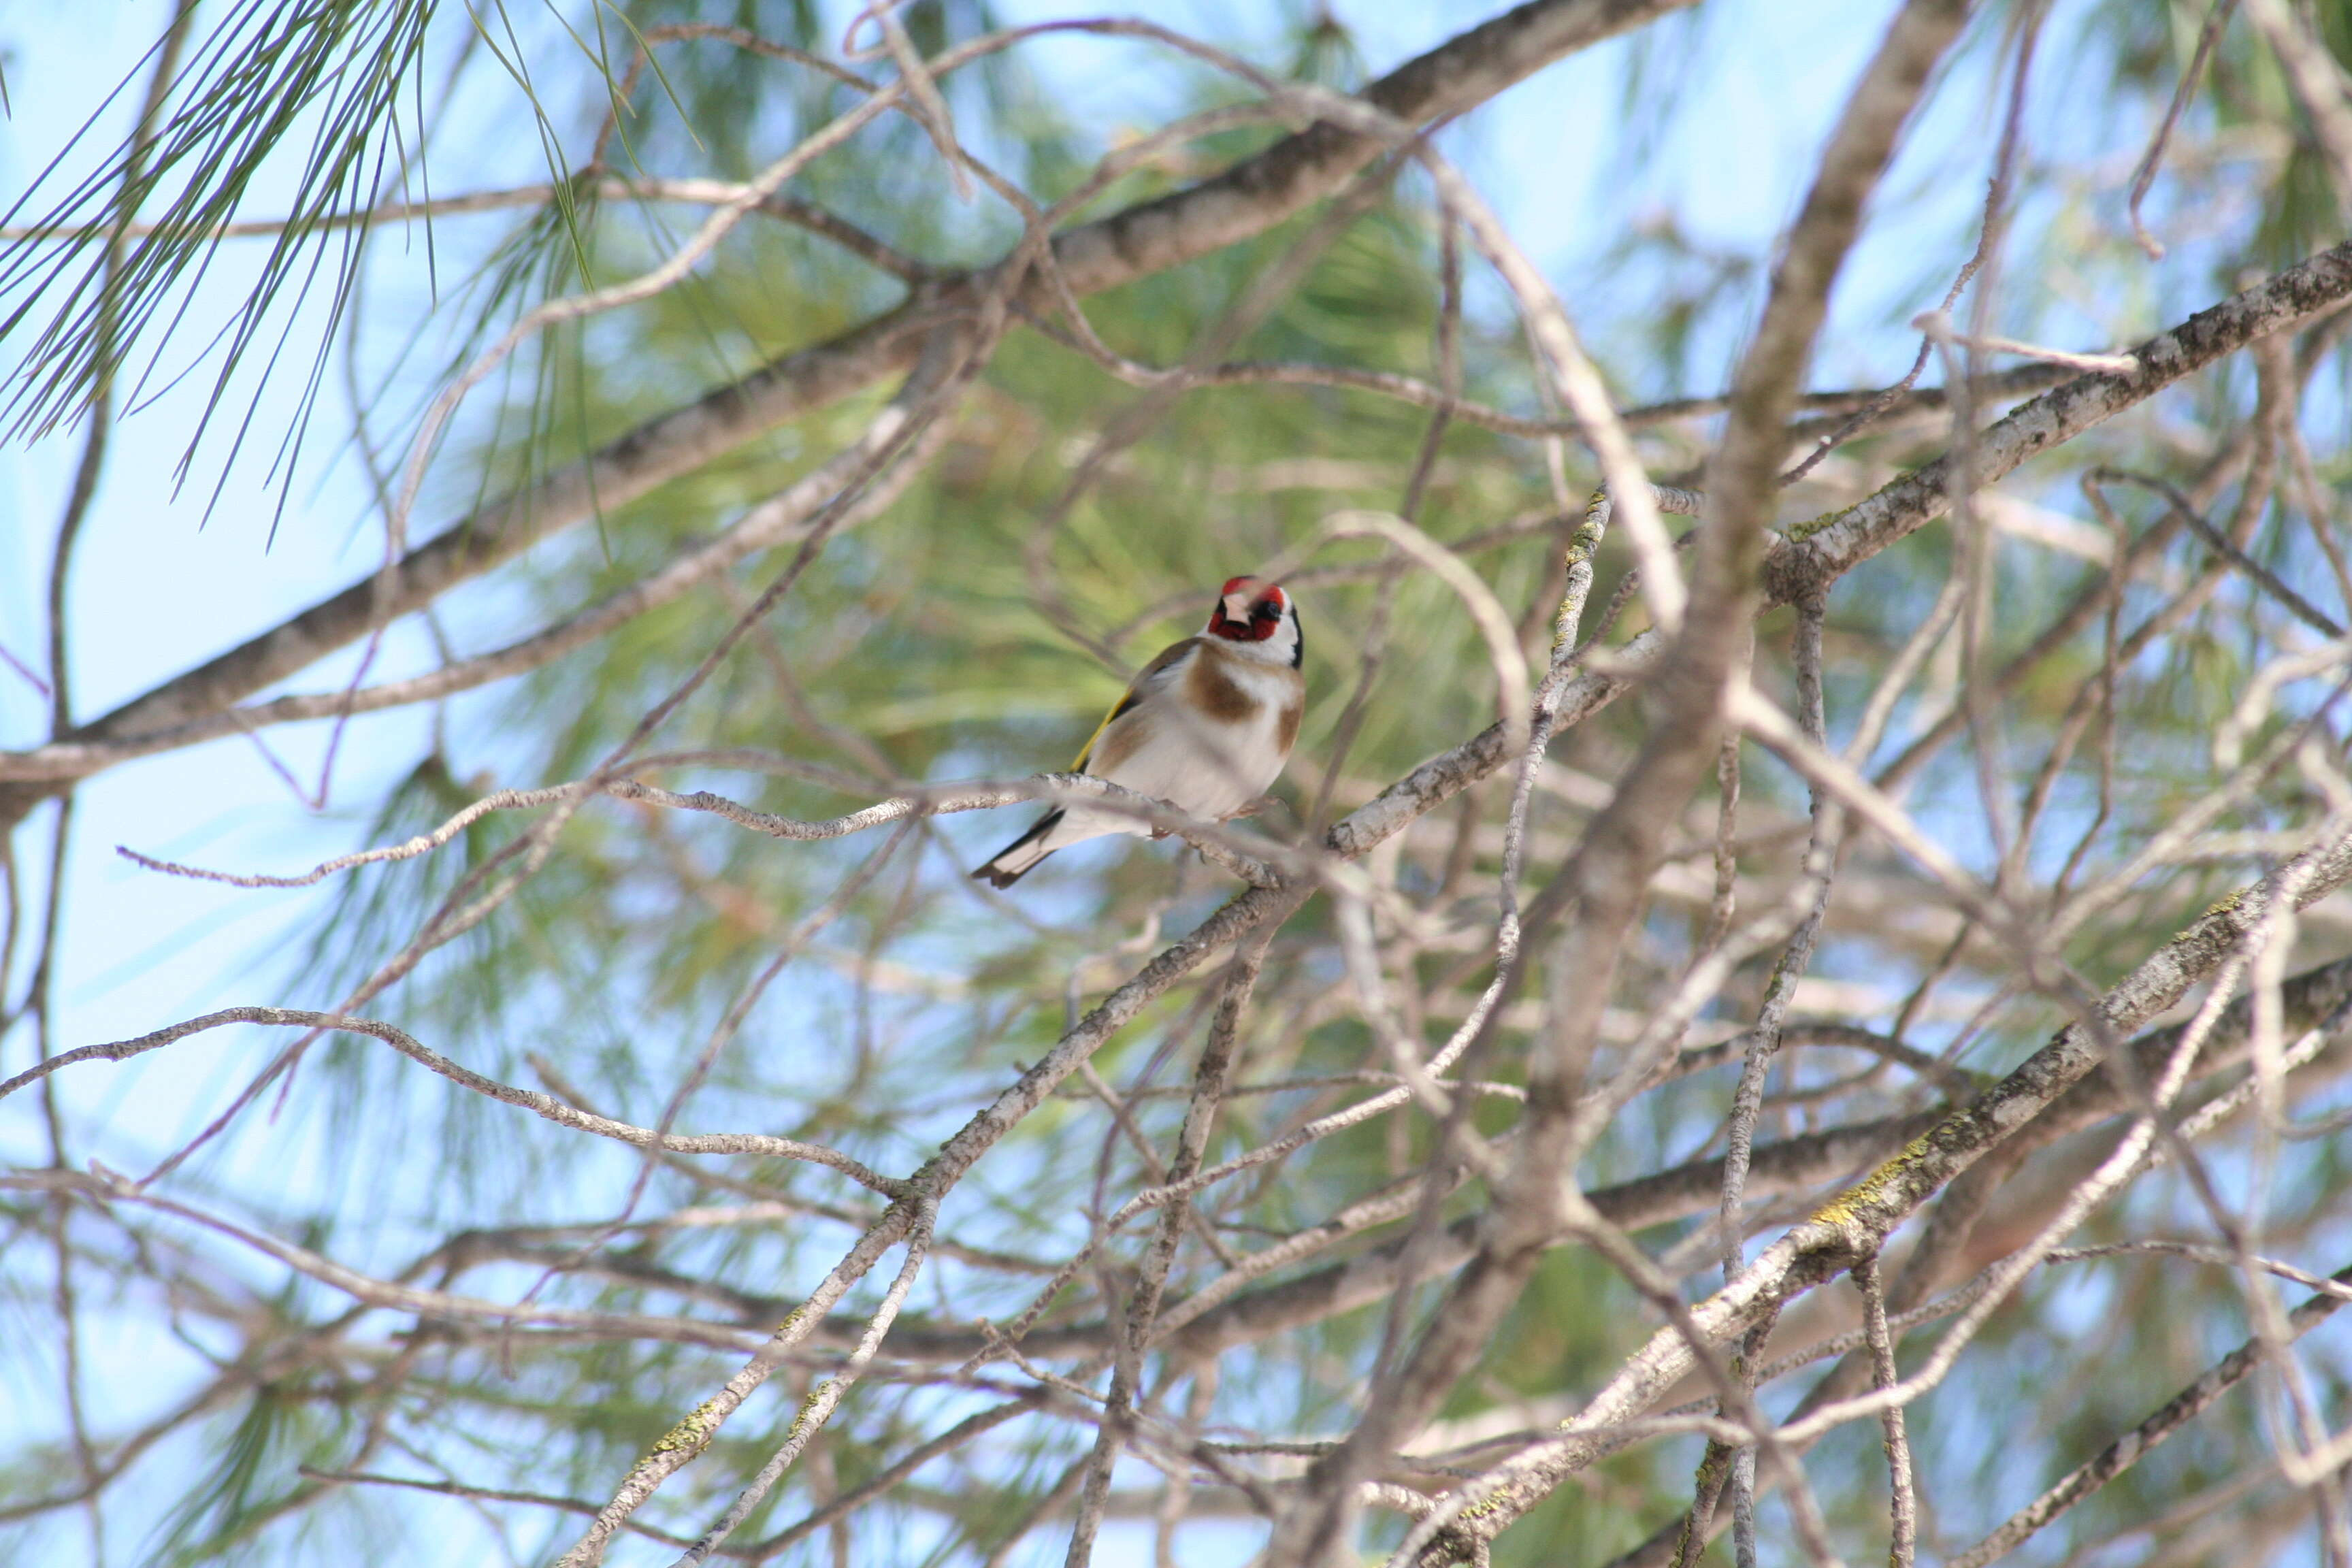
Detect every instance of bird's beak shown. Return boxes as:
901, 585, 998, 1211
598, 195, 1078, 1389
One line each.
1222, 591, 1254, 622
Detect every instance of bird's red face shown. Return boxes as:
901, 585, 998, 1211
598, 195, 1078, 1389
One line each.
1206, 576, 1290, 643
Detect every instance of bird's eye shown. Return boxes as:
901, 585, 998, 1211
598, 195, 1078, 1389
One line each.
1251, 601, 1280, 620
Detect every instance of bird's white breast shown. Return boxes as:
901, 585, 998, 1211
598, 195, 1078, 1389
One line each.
1096, 645, 1298, 824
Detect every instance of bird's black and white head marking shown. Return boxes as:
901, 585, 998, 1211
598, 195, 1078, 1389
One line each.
1206, 575, 1303, 668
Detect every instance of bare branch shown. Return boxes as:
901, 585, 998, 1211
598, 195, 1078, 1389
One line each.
1765, 241, 2352, 606
1944, 1252, 2352, 1568
0, 1007, 904, 1194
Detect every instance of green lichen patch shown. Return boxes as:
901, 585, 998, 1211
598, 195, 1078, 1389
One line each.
649, 1396, 727, 1456
1778, 507, 1852, 544
1806, 1128, 1941, 1239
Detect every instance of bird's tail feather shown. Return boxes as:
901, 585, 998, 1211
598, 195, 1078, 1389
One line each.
972, 809, 1064, 888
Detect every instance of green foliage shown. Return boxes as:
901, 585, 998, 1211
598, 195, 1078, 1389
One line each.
1, 0, 440, 491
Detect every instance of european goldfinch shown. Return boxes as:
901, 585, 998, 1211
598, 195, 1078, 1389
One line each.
973, 576, 1306, 888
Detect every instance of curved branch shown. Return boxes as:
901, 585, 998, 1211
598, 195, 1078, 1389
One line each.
1, 178, 935, 282
1, 1168, 779, 1354
0, 1007, 904, 1195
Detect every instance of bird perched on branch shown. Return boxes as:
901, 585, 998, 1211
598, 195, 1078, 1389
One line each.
972, 576, 1305, 888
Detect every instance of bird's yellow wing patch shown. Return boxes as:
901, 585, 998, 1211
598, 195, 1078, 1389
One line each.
1071, 638, 1198, 772
1072, 687, 1142, 771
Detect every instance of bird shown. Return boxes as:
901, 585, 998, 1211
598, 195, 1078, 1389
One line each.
972, 576, 1305, 888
